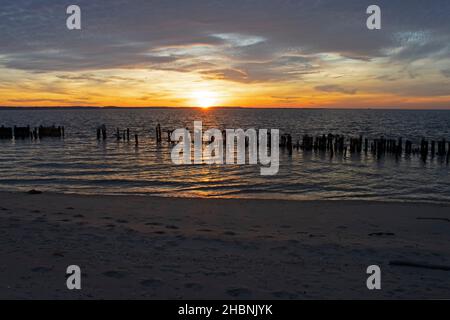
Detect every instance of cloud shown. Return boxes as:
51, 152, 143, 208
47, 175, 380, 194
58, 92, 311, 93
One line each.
315, 85, 357, 95
6, 98, 89, 104
0, 0, 449, 104
201, 68, 249, 82
1, 0, 449, 73
441, 69, 450, 78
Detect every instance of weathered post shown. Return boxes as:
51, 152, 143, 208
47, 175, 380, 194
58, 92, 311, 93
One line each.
156, 124, 162, 143
287, 134, 293, 155
431, 141, 435, 158
102, 126, 107, 140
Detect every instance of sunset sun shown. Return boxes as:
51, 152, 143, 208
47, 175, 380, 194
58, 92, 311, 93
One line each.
192, 90, 217, 108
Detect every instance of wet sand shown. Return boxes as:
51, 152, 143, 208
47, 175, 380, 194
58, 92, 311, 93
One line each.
1, 191, 450, 299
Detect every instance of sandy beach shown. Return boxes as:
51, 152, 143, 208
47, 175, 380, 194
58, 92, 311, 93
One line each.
0, 191, 449, 299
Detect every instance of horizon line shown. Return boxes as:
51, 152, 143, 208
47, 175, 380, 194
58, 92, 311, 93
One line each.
1, 106, 450, 111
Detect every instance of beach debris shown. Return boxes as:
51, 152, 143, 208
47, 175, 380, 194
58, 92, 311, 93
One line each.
389, 260, 450, 271
27, 189, 42, 195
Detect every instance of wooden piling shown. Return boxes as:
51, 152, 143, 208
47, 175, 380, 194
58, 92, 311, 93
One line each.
0, 126, 13, 139
156, 124, 162, 143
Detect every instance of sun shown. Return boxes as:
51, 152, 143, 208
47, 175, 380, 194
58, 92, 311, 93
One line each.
192, 90, 217, 108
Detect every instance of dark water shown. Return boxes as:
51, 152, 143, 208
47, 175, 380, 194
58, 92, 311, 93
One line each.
0, 108, 449, 203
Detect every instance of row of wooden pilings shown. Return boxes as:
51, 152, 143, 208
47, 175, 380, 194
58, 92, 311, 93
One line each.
104, 124, 450, 163
2, 123, 449, 163
0, 125, 64, 140
280, 133, 450, 163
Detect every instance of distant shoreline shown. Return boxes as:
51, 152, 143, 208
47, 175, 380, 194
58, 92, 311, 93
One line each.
1, 106, 450, 111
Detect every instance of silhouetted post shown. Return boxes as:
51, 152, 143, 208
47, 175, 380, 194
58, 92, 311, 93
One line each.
287, 134, 293, 155
135, 134, 139, 146
397, 137, 403, 155
156, 124, 162, 143
420, 139, 428, 162
127, 128, 130, 141
0, 126, 13, 140
97, 128, 101, 140
116, 128, 120, 141
431, 141, 435, 158
405, 140, 412, 155
102, 126, 107, 140
447, 142, 450, 165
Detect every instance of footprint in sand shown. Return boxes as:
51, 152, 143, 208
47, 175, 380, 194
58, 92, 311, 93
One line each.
31, 266, 52, 273
53, 252, 65, 258
30, 210, 41, 213
226, 287, 252, 298
140, 278, 163, 288
73, 214, 84, 218
145, 222, 163, 226
165, 225, 179, 230
116, 219, 129, 224
272, 291, 298, 299
369, 232, 395, 237
66, 207, 75, 210
0, 207, 9, 211
223, 231, 237, 236
102, 271, 128, 279
184, 283, 203, 291
197, 229, 213, 232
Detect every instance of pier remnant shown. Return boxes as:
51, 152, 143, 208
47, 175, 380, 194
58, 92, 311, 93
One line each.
0, 126, 13, 139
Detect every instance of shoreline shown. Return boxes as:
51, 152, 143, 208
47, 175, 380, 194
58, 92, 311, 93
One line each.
2, 190, 450, 206
1, 191, 450, 299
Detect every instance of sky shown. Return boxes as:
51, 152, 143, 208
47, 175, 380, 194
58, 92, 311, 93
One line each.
0, 0, 449, 108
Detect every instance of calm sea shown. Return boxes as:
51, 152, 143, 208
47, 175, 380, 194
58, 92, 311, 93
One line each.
0, 108, 449, 203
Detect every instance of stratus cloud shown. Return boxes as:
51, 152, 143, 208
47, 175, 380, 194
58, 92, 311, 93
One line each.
315, 85, 357, 95
1, 0, 449, 72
